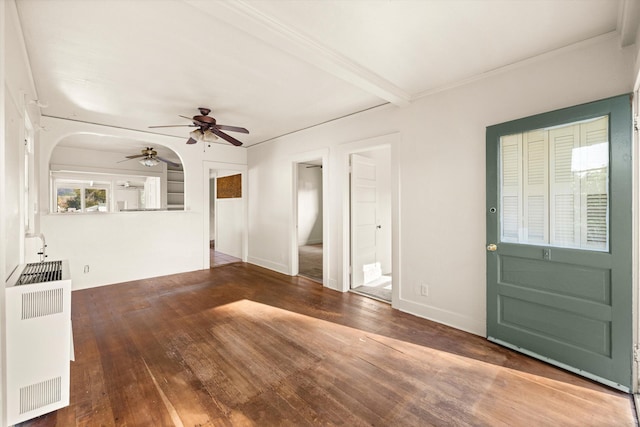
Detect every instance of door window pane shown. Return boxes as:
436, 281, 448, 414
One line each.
500, 116, 609, 251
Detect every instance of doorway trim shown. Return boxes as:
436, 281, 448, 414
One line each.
633, 85, 640, 396
290, 149, 329, 286
202, 161, 248, 268
339, 132, 400, 304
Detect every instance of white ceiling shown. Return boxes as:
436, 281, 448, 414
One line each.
15, 0, 637, 149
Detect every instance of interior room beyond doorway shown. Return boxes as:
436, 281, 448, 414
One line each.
297, 160, 323, 282
349, 146, 392, 303
209, 169, 243, 268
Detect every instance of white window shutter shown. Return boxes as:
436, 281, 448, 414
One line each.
523, 130, 548, 243
501, 134, 522, 242
549, 125, 580, 247
580, 117, 608, 250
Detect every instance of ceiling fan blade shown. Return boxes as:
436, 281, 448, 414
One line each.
116, 158, 134, 163
148, 124, 195, 128
216, 124, 249, 134
186, 137, 198, 145
156, 156, 180, 168
179, 114, 206, 126
210, 128, 243, 146
125, 154, 146, 159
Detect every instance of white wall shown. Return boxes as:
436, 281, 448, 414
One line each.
3, 0, 40, 277
297, 164, 323, 245
2, 1, 42, 424
38, 117, 247, 290
247, 35, 637, 336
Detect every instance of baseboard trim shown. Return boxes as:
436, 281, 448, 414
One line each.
326, 278, 340, 291
395, 298, 484, 336
247, 256, 289, 275
301, 239, 323, 246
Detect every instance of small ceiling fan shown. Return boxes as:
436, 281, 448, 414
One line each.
119, 147, 179, 168
149, 107, 249, 146
117, 182, 143, 190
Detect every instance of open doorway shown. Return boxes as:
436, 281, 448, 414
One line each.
296, 160, 323, 282
208, 168, 244, 268
349, 147, 392, 303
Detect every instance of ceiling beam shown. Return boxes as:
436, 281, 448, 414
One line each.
184, 0, 411, 107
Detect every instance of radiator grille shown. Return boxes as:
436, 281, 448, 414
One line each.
20, 377, 62, 414
22, 288, 64, 320
17, 261, 63, 285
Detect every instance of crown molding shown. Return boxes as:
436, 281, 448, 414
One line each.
412, 31, 621, 102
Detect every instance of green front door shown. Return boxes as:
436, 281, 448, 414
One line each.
486, 94, 633, 391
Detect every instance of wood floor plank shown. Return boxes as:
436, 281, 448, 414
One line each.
17, 263, 637, 426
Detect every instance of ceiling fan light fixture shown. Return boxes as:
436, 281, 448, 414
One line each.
189, 129, 203, 141
139, 157, 160, 167
202, 129, 218, 143
189, 128, 218, 143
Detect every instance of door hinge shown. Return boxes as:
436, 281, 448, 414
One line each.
634, 345, 640, 362
634, 115, 639, 131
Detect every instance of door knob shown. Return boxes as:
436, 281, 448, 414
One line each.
486, 244, 497, 252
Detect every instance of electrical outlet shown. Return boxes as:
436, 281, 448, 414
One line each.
420, 284, 429, 296
83, 265, 90, 274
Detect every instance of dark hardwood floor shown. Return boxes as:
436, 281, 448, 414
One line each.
210, 249, 241, 268
298, 243, 322, 282
19, 263, 636, 426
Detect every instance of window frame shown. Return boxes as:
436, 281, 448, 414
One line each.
54, 178, 111, 213
487, 94, 632, 258
498, 115, 610, 252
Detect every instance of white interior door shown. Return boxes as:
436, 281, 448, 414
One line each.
350, 154, 379, 288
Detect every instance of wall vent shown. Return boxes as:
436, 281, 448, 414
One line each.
20, 377, 62, 414
21, 288, 64, 320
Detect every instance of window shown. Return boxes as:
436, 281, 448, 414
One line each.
55, 180, 110, 213
51, 171, 163, 213
500, 116, 609, 251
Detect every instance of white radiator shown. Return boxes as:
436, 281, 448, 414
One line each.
5, 260, 72, 425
